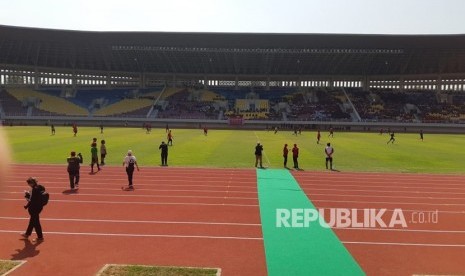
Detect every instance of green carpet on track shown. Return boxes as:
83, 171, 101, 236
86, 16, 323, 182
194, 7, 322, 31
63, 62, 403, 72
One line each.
256, 169, 364, 276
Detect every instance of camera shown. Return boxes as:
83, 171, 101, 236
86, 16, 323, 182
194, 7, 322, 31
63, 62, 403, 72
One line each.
24, 191, 30, 199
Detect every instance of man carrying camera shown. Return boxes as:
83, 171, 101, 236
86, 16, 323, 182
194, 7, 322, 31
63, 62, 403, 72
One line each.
67, 151, 83, 190
22, 177, 44, 242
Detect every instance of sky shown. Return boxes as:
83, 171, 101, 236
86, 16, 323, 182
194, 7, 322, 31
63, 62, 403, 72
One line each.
1, 0, 465, 34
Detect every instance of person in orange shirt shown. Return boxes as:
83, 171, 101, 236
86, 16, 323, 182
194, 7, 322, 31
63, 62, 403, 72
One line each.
167, 130, 173, 146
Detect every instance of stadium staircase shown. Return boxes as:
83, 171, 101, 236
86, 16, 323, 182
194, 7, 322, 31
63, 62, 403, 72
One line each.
342, 88, 361, 121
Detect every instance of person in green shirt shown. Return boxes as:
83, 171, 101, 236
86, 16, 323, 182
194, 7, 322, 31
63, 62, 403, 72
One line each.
90, 142, 100, 173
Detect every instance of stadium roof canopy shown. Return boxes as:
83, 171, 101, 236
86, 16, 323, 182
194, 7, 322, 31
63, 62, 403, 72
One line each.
1, 25, 465, 76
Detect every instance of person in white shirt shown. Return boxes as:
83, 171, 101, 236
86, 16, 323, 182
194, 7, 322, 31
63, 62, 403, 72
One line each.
325, 143, 334, 170
122, 150, 139, 190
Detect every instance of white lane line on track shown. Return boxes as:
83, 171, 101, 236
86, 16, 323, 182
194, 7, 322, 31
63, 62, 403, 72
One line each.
0, 191, 258, 200
334, 227, 465, 234
0, 230, 262, 240
300, 186, 465, 196
312, 199, 465, 207
0, 216, 261, 226
2, 186, 258, 194
297, 180, 465, 191
303, 192, 465, 201
0, 198, 258, 207
342, 241, 465, 247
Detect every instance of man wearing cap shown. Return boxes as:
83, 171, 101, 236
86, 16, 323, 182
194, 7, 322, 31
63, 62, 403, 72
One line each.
67, 151, 83, 190
22, 177, 44, 242
122, 150, 140, 190
159, 141, 169, 166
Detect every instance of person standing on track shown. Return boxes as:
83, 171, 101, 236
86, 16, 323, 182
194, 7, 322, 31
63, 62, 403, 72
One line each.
325, 143, 334, 170
255, 142, 264, 168
22, 177, 45, 242
67, 151, 83, 190
100, 140, 107, 165
122, 150, 139, 190
90, 142, 100, 173
159, 141, 168, 166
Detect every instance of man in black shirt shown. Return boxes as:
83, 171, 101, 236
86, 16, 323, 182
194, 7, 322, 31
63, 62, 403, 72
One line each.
159, 141, 169, 166
255, 142, 264, 168
67, 151, 83, 189
22, 177, 44, 242
387, 132, 395, 144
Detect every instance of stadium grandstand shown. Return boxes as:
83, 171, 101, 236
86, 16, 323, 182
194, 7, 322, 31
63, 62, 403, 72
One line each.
1, 24, 465, 131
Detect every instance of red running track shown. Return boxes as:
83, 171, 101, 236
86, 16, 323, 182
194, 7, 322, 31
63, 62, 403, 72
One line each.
0, 165, 266, 276
293, 171, 465, 276
2, 165, 465, 275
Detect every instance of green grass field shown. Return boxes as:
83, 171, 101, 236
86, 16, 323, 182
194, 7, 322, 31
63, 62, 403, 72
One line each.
2, 126, 464, 173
